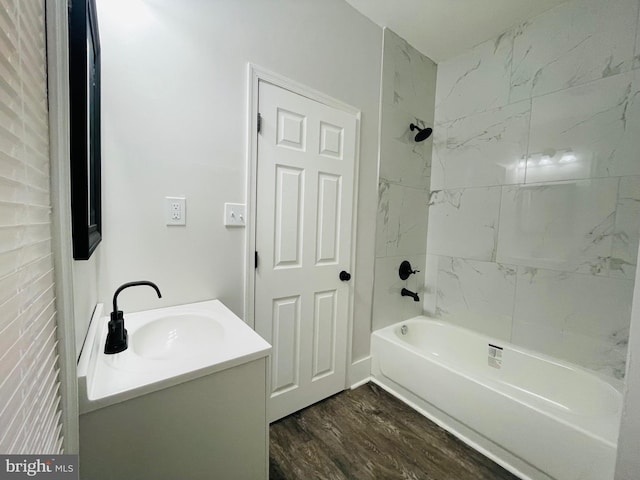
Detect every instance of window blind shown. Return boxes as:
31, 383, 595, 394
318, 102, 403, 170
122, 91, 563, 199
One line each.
0, 0, 63, 454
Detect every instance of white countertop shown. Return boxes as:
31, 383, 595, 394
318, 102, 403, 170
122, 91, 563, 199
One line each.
78, 300, 271, 414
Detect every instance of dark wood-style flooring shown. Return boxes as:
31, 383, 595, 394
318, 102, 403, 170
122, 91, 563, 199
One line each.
269, 383, 520, 480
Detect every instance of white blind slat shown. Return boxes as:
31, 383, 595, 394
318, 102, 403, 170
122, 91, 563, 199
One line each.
54, 434, 63, 454
0, 0, 62, 454
0, 327, 58, 449
0, 293, 55, 361
0, 255, 52, 315
0, 269, 20, 306
28, 395, 61, 454
18, 364, 58, 445
22, 372, 60, 452
31, 409, 61, 455
0, 308, 55, 400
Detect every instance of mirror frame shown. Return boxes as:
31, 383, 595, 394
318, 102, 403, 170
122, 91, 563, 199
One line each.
68, 0, 102, 260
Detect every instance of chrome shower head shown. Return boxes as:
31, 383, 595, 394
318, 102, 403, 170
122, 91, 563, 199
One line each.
410, 123, 433, 142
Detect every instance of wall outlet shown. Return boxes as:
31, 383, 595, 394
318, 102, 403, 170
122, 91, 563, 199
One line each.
166, 197, 186, 225
224, 203, 245, 227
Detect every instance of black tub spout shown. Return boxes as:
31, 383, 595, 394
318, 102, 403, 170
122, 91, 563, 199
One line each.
401, 288, 420, 302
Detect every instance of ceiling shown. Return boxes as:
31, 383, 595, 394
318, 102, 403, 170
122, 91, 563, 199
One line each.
344, 0, 569, 62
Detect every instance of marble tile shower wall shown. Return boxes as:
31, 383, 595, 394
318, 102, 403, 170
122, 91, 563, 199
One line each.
372, 29, 437, 331
426, 0, 640, 379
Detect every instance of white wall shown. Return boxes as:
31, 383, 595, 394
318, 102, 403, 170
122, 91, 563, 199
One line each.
372, 28, 436, 331
94, 0, 382, 369
73, 256, 99, 356
426, 0, 640, 379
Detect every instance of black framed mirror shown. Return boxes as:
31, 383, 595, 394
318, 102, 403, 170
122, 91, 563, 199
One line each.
68, 0, 102, 260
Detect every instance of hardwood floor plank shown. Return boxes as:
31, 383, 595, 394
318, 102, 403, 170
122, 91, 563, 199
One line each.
269, 383, 521, 480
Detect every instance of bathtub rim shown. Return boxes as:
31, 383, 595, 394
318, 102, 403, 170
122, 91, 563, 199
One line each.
372, 316, 622, 448
374, 316, 624, 393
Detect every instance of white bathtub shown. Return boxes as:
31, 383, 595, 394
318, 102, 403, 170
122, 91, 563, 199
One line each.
371, 317, 622, 480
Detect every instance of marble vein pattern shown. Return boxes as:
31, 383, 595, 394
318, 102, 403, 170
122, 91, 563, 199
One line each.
372, 255, 426, 331
423, 254, 439, 317
527, 69, 640, 182
381, 28, 437, 117
497, 179, 619, 276
612, 176, 640, 280
510, 0, 638, 102
427, 187, 501, 261
560, 330, 629, 380
373, 29, 436, 334
435, 31, 513, 124
379, 102, 431, 190
427, 0, 640, 382
512, 267, 633, 378
635, 9, 640, 69
376, 181, 391, 258
376, 182, 428, 258
431, 100, 530, 190
430, 256, 516, 341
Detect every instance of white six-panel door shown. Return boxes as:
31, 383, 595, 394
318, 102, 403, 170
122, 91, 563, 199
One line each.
255, 81, 357, 422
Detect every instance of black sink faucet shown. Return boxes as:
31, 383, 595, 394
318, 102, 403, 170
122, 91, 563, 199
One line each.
104, 281, 162, 354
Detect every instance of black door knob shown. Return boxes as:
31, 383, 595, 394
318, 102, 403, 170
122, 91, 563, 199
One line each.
339, 270, 351, 281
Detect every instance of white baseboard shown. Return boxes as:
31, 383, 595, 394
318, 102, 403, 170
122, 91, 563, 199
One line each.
349, 377, 371, 390
348, 356, 371, 389
370, 375, 551, 480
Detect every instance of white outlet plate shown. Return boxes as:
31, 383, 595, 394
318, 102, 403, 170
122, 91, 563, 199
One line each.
166, 197, 186, 225
224, 203, 245, 227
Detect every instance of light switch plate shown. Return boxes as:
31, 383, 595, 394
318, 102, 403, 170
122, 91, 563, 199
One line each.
166, 197, 186, 225
224, 203, 245, 227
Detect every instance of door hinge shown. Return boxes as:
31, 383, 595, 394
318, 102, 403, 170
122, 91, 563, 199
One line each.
255, 251, 259, 269
257, 113, 262, 134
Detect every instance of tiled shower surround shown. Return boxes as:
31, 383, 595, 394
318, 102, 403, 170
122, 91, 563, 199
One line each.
425, 0, 640, 379
372, 29, 436, 330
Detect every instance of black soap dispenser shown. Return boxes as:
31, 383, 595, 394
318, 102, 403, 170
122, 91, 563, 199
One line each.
104, 309, 128, 354
104, 280, 162, 354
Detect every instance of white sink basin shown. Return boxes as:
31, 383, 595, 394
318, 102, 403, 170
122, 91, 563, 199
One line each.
132, 313, 224, 359
77, 300, 271, 414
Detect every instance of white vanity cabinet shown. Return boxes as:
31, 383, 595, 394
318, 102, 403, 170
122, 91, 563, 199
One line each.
78, 301, 270, 480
